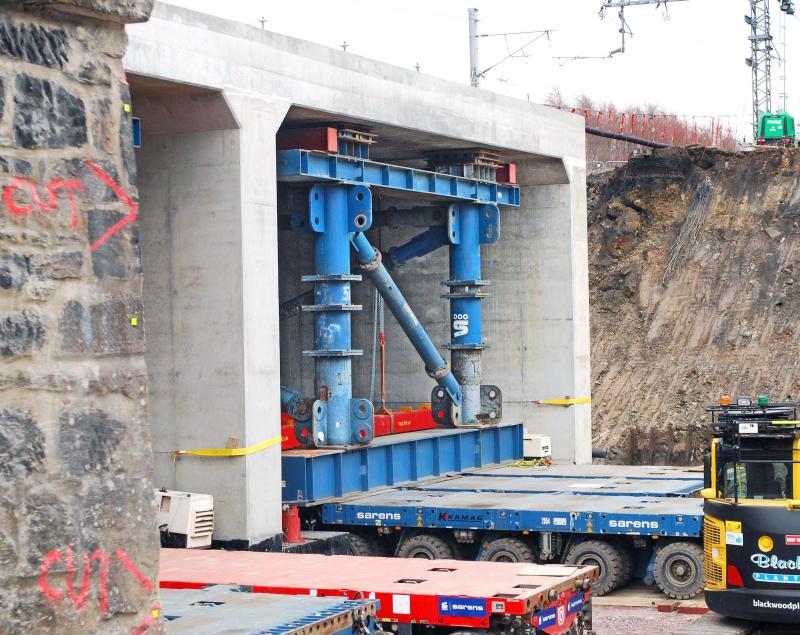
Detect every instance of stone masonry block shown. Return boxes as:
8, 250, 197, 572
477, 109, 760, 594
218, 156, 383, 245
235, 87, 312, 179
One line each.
0, 409, 45, 482
0, 250, 30, 290
29, 250, 83, 279
0, 19, 69, 69
14, 74, 87, 149
58, 409, 125, 479
0, 308, 44, 358
25, 0, 154, 24
59, 297, 143, 355
88, 209, 140, 278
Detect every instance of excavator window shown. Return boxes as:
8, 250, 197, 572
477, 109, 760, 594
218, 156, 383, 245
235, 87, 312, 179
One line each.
722, 461, 791, 500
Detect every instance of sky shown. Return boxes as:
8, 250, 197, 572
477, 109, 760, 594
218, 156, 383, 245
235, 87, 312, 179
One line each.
161, 0, 800, 141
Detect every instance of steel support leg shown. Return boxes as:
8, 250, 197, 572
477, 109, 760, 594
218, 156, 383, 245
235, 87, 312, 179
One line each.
443, 203, 502, 425
301, 184, 374, 446
351, 232, 462, 420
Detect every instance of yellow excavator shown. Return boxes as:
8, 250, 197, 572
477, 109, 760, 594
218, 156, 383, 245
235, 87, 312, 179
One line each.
702, 395, 800, 623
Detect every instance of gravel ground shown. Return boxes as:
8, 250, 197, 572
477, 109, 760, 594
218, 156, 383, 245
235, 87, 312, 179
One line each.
592, 606, 706, 634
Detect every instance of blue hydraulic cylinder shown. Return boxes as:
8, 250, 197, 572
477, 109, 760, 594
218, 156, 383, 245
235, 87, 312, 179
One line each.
385, 225, 448, 271
446, 204, 487, 424
351, 231, 461, 407
280, 386, 312, 423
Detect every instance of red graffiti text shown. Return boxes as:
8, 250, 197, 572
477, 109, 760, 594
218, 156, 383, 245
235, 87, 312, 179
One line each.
38, 546, 159, 632
1, 160, 138, 251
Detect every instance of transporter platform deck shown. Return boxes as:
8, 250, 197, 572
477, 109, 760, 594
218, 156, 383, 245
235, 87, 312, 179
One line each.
320, 463, 705, 538
160, 549, 597, 633
161, 585, 379, 635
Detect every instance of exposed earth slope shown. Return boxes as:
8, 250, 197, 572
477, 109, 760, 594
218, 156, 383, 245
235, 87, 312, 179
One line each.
589, 147, 800, 463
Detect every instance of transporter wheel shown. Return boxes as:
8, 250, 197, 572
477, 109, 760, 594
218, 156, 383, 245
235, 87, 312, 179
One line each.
564, 540, 624, 596
617, 542, 635, 587
396, 534, 455, 560
347, 533, 388, 557
479, 537, 536, 563
653, 541, 704, 600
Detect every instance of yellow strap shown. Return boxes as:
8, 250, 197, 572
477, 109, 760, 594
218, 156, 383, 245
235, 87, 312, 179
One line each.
534, 397, 592, 406
173, 435, 282, 458
772, 421, 800, 425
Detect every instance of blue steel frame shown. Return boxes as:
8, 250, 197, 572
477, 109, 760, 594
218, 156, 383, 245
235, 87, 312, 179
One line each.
281, 422, 523, 503
277, 149, 521, 207
279, 149, 520, 446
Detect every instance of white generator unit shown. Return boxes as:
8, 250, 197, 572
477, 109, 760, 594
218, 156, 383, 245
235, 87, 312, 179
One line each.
154, 489, 214, 549
523, 433, 552, 459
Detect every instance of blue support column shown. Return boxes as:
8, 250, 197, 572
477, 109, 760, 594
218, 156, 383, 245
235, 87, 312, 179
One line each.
444, 203, 502, 424
351, 232, 462, 416
301, 184, 374, 447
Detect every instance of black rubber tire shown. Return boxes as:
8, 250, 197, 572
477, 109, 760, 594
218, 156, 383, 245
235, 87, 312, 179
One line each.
564, 539, 624, 596
396, 534, 455, 560
653, 541, 704, 600
478, 537, 536, 563
347, 533, 387, 557
617, 542, 636, 587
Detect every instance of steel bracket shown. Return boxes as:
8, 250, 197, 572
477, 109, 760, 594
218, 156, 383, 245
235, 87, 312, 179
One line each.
310, 399, 329, 447
350, 398, 374, 445
431, 386, 462, 427
309, 398, 374, 447
478, 204, 500, 244
446, 204, 460, 244
479, 384, 503, 423
447, 204, 500, 245
346, 185, 372, 232
308, 185, 326, 232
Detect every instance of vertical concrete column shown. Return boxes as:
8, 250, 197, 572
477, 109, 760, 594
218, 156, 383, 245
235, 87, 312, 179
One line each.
227, 94, 290, 543
509, 157, 591, 464
0, 1, 157, 632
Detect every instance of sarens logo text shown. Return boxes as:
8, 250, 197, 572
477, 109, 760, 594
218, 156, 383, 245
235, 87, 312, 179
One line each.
608, 519, 659, 530
356, 511, 401, 521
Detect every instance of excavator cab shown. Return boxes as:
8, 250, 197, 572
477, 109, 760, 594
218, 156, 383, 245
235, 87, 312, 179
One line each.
702, 396, 800, 623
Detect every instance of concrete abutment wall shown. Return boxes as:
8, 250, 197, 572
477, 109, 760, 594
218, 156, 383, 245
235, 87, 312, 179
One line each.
0, 1, 158, 633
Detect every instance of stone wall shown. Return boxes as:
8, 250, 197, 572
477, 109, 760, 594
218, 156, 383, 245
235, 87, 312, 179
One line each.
0, 2, 156, 633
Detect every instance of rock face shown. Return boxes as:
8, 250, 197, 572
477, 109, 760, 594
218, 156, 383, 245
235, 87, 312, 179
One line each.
0, 2, 156, 633
589, 147, 800, 464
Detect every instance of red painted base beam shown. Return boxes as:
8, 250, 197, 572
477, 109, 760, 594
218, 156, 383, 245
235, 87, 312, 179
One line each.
282, 406, 437, 450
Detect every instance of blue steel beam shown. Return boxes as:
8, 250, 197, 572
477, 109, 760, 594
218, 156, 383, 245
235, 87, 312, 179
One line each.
384, 225, 448, 271
277, 149, 521, 207
351, 232, 461, 408
282, 422, 523, 503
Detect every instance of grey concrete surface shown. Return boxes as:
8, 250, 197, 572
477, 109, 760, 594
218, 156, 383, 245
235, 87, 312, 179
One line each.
126, 1, 591, 544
